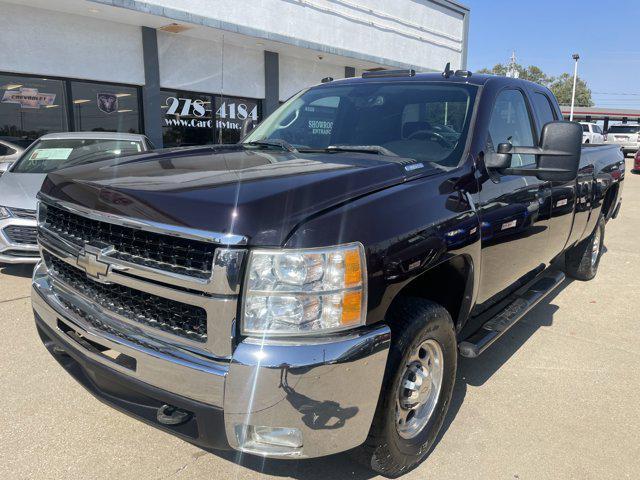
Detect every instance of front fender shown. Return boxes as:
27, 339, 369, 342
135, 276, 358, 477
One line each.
284, 166, 481, 329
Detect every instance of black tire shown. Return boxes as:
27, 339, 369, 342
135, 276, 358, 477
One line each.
564, 213, 605, 281
357, 298, 457, 477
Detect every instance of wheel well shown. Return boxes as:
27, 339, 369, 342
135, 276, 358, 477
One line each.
390, 255, 472, 330
602, 183, 619, 219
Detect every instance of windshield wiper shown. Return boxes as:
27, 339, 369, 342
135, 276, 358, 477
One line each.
325, 145, 398, 157
244, 139, 298, 153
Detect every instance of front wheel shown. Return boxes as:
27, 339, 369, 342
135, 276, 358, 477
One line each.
564, 213, 605, 280
357, 298, 457, 477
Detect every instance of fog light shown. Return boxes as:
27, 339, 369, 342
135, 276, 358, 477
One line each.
235, 424, 303, 456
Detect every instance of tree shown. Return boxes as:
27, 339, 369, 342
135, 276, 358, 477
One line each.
478, 64, 594, 107
477, 63, 552, 85
549, 73, 594, 107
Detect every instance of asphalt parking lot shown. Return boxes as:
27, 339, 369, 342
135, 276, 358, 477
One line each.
1, 159, 639, 480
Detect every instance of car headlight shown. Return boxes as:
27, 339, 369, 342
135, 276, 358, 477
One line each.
242, 242, 367, 336
0, 206, 12, 220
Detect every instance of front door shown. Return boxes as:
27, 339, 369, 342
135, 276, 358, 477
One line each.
475, 88, 552, 306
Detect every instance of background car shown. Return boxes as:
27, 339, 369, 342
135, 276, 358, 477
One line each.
606, 124, 640, 156
0, 139, 25, 176
633, 149, 640, 173
0, 132, 153, 264
580, 122, 605, 144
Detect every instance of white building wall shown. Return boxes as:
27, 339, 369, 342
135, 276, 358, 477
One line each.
0, 2, 145, 85
279, 55, 345, 101
129, 0, 466, 70
157, 32, 265, 98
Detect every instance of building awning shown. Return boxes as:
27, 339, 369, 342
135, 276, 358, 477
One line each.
560, 106, 640, 121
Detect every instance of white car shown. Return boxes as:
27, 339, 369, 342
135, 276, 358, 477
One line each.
605, 124, 640, 156
0, 132, 152, 264
580, 122, 605, 144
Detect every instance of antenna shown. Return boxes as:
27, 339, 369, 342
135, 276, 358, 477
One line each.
442, 62, 453, 78
506, 51, 519, 78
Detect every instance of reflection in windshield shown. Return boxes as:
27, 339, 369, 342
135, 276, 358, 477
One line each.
244, 82, 477, 166
12, 138, 144, 173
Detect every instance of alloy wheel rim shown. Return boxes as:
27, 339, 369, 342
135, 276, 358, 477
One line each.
395, 339, 444, 439
591, 229, 601, 267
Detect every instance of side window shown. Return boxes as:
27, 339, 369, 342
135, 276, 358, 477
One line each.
532, 92, 557, 128
582, 124, 589, 132
488, 89, 536, 167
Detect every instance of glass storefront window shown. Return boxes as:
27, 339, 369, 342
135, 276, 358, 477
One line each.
70, 81, 140, 133
0, 73, 67, 147
1, 72, 264, 148
161, 91, 214, 147
215, 95, 260, 144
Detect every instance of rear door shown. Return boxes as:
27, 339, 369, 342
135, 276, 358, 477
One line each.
531, 89, 577, 258
476, 88, 552, 304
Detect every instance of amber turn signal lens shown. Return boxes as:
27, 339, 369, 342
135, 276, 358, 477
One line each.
341, 290, 362, 325
344, 248, 362, 287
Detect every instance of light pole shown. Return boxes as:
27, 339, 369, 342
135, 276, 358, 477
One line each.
569, 53, 580, 122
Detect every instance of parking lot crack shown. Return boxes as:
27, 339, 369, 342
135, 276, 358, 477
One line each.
0, 295, 30, 304
157, 453, 206, 480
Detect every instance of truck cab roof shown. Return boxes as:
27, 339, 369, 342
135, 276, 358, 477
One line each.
316, 71, 542, 90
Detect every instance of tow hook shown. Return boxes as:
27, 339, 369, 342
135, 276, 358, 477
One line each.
156, 404, 192, 426
52, 345, 67, 356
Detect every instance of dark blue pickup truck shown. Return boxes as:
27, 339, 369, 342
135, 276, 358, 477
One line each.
32, 69, 624, 476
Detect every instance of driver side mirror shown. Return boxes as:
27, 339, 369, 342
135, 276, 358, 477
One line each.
485, 121, 582, 182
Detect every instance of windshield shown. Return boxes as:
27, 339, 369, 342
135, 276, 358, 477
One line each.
244, 82, 478, 166
608, 125, 640, 134
11, 138, 145, 173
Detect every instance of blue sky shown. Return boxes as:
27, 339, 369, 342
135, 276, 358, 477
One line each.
462, 0, 640, 109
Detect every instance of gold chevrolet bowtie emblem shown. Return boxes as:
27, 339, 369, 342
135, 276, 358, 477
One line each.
76, 244, 114, 282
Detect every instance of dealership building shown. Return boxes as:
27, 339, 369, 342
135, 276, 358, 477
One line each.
0, 0, 469, 149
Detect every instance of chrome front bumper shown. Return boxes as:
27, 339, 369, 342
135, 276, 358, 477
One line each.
0, 217, 39, 263
32, 262, 391, 458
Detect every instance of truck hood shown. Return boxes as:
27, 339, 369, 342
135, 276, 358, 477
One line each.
0, 171, 47, 210
41, 145, 437, 245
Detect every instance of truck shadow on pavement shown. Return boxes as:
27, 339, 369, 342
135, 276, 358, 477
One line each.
212, 278, 573, 480
0, 264, 34, 278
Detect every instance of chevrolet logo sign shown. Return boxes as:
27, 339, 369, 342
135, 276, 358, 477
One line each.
76, 244, 114, 282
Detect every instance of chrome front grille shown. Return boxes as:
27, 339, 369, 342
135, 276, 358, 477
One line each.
44, 252, 208, 342
10, 207, 37, 219
37, 195, 247, 357
4, 225, 38, 245
44, 204, 216, 279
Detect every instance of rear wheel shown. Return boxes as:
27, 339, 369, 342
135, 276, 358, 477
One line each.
357, 298, 457, 477
564, 213, 605, 280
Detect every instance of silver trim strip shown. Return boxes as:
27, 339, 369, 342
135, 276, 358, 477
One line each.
38, 192, 248, 245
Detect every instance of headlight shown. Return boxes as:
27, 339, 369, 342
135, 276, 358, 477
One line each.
242, 242, 367, 336
0, 206, 12, 220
